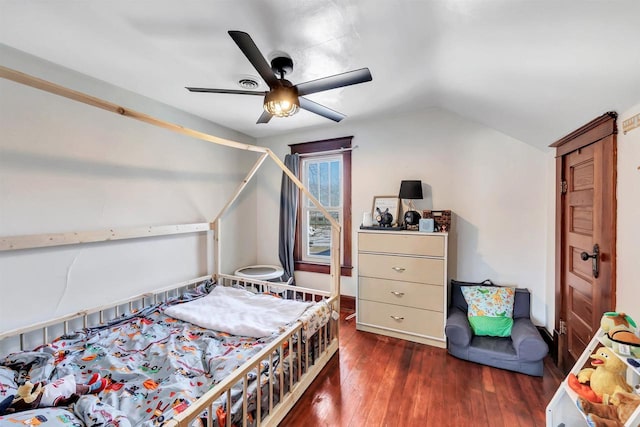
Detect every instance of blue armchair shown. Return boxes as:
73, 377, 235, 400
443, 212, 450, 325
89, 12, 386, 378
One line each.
445, 280, 549, 376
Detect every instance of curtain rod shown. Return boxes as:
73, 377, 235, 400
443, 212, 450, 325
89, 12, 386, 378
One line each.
297, 145, 359, 158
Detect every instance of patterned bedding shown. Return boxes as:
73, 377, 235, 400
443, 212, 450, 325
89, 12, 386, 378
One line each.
0, 281, 331, 426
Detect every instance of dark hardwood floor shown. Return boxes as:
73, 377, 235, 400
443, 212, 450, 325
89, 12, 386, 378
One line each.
281, 309, 564, 427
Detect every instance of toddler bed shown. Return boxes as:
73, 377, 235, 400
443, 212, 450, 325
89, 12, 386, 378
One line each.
0, 66, 342, 427
0, 274, 338, 426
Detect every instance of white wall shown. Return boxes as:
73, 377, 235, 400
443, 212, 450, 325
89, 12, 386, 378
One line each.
616, 104, 640, 322
0, 46, 259, 333
256, 108, 549, 326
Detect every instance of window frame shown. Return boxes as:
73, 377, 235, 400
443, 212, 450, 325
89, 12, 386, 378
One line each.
290, 136, 353, 276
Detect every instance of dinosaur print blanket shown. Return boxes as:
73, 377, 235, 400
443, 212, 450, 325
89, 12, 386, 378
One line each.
0, 282, 330, 426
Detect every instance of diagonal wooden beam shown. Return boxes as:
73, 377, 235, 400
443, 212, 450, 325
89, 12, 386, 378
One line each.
212, 152, 269, 224
0, 65, 267, 154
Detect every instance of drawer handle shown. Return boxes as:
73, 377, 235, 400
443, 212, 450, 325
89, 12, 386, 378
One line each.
390, 315, 405, 321
390, 291, 405, 297
392, 266, 406, 273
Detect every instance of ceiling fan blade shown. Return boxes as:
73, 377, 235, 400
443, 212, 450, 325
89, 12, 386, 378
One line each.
296, 68, 372, 96
228, 31, 280, 89
186, 87, 267, 96
299, 97, 345, 122
256, 110, 273, 124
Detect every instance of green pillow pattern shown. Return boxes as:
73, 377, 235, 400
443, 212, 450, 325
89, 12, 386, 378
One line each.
461, 286, 515, 337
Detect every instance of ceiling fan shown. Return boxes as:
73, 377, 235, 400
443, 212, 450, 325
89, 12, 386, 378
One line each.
186, 31, 373, 124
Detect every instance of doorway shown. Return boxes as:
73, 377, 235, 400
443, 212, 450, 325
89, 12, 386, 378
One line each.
551, 112, 617, 372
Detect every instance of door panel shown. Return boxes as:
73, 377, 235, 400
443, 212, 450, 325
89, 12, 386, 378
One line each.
563, 145, 598, 368
572, 161, 594, 189
570, 205, 593, 233
570, 249, 593, 281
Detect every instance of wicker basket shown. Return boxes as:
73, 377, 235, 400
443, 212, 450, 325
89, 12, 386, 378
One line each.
422, 210, 452, 232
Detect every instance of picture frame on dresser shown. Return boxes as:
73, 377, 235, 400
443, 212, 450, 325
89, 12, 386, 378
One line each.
371, 196, 399, 226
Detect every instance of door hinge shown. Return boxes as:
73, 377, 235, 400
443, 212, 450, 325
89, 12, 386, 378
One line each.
559, 319, 567, 335
561, 180, 568, 194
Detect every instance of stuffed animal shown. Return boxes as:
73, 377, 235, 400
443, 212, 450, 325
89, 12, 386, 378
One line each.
577, 389, 640, 427
0, 373, 107, 415
568, 373, 602, 403
601, 312, 640, 357
601, 312, 636, 337
375, 207, 393, 227
578, 346, 633, 402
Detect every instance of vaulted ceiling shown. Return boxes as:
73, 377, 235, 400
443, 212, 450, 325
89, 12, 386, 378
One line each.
1, 1, 639, 150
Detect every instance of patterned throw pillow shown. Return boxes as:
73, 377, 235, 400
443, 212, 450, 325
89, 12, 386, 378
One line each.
460, 286, 515, 337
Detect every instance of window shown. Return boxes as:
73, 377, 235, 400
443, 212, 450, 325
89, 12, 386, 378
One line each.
301, 155, 342, 262
291, 136, 352, 276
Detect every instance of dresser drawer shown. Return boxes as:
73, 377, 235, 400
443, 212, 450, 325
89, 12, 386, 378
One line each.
358, 277, 443, 311
359, 253, 444, 285
358, 232, 444, 257
358, 300, 444, 338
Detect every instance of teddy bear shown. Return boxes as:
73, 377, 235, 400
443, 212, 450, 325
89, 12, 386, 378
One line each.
577, 346, 633, 402
577, 389, 640, 427
0, 373, 107, 415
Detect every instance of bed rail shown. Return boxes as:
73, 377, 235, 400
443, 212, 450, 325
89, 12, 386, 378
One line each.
166, 276, 339, 427
216, 273, 331, 299
0, 274, 211, 353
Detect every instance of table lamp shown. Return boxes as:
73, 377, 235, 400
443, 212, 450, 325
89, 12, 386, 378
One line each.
399, 180, 423, 228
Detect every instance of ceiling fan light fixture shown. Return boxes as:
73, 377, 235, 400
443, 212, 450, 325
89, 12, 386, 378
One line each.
264, 85, 299, 117
187, 31, 372, 123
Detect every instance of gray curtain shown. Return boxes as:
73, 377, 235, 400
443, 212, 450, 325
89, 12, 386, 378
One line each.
278, 153, 300, 284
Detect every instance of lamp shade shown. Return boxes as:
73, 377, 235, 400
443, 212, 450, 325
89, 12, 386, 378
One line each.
264, 85, 300, 117
399, 180, 423, 200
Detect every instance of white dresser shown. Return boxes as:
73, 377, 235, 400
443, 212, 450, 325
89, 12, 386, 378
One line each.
356, 230, 448, 348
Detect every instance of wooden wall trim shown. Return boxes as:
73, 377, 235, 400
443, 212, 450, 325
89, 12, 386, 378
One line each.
601, 135, 618, 310
538, 326, 556, 362
554, 157, 563, 340
341, 295, 356, 312
294, 261, 353, 277
289, 136, 353, 153
550, 112, 618, 157
291, 136, 353, 277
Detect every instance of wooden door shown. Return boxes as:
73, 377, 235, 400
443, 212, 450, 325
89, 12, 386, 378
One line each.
551, 112, 617, 372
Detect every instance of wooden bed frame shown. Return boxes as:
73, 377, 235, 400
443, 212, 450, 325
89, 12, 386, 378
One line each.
0, 65, 342, 426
